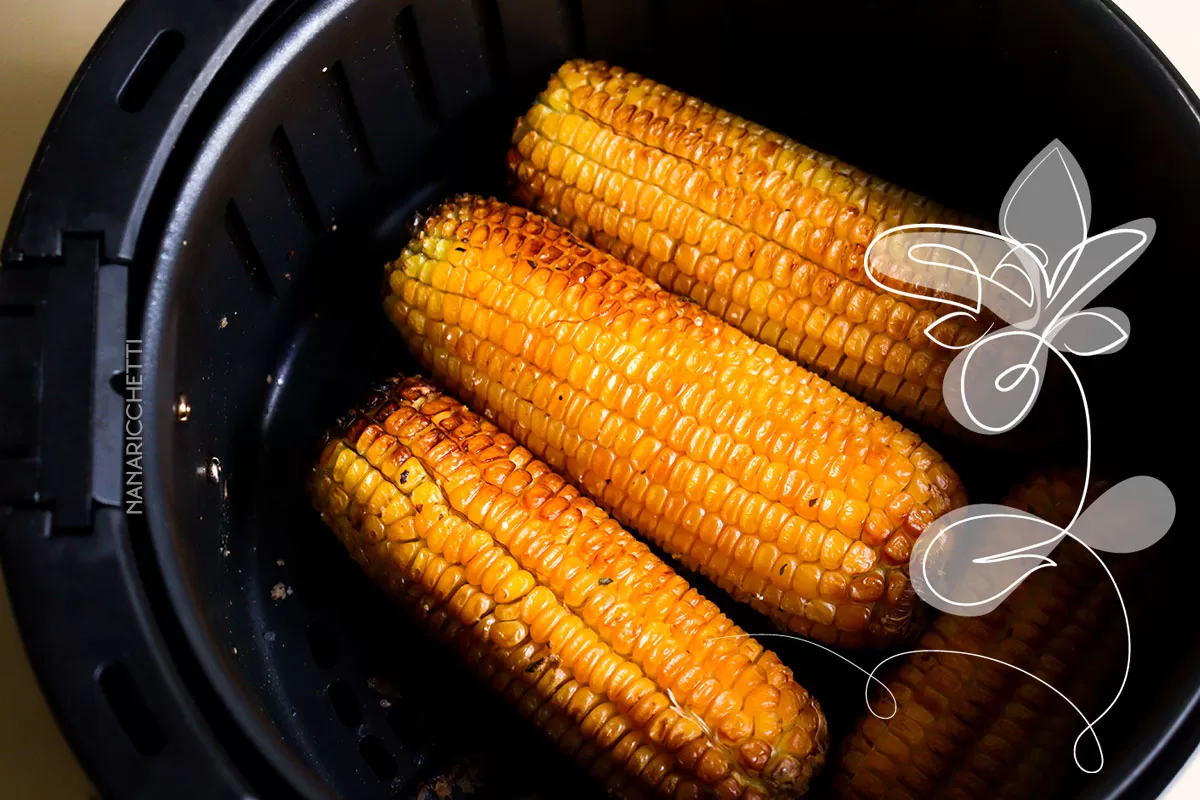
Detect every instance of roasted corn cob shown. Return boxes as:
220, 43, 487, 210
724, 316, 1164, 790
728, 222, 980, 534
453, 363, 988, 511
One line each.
384, 196, 966, 648
507, 60, 990, 430
309, 376, 828, 799
831, 472, 1124, 800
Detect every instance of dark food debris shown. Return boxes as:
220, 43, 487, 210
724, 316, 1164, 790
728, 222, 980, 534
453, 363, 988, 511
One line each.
366, 675, 403, 702
416, 762, 481, 800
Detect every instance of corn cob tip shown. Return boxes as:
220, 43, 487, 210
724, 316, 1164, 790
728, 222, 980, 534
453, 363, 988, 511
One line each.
311, 374, 831, 799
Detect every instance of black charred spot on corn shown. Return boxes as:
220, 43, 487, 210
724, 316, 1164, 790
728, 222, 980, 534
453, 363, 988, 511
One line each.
399, 469, 409, 484
525, 654, 561, 675
346, 416, 371, 445
808, 498, 818, 507
598, 577, 612, 586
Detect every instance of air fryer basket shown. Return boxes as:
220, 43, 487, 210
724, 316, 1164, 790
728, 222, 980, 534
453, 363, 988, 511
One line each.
3, 0, 1199, 798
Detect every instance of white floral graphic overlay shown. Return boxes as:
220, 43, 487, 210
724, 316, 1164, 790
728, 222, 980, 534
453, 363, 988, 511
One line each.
854, 139, 1177, 772
724, 141, 1176, 778
864, 140, 1175, 614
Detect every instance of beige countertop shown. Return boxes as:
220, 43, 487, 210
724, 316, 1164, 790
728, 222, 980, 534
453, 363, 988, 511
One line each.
1, 1, 1197, 798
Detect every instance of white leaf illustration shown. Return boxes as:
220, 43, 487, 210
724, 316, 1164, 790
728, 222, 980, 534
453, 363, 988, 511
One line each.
1000, 140, 1091, 291
1046, 220, 1155, 314
943, 328, 1048, 434
1048, 308, 1130, 356
910, 504, 1064, 616
864, 225, 1043, 328
1071, 477, 1176, 553
990, 256, 1039, 312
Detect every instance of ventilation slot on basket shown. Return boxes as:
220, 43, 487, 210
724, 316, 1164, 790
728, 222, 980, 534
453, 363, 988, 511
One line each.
559, 0, 586, 55
474, 0, 508, 78
395, 6, 440, 122
270, 127, 325, 234
326, 679, 363, 727
328, 61, 380, 175
306, 620, 339, 669
117, 29, 185, 112
224, 201, 276, 296
358, 736, 398, 782
97, 663, 167, 756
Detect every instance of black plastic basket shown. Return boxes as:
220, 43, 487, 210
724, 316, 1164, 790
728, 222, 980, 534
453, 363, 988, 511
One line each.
2, 1, 1199, 798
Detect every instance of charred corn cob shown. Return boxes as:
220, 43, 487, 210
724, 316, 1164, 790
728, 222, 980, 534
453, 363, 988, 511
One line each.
832, 472, 1124, 800
384, 196, 966, 648
507, 60, 990, 430
310, 376, 828, 799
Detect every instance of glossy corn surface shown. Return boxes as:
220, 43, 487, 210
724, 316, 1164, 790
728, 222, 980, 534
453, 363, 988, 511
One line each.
832, 472, 1122, 800
508, 60, 990, 430
384, 196, 966, 648
310, 376, 828, 799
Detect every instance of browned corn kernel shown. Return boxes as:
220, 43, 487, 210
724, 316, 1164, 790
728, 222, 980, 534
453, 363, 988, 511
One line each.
309, 376, 828, 798
383, 195, 966, 648
831, 473, 1126, 800
988, 616, 1123, 800
507, 60, 992, 431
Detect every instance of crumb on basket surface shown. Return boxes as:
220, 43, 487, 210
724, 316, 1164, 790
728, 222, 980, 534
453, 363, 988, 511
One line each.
415, 763, 481, 800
